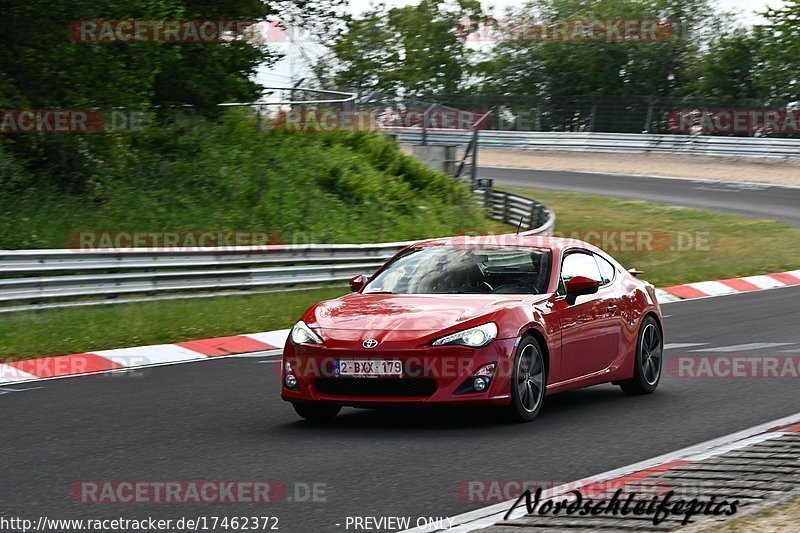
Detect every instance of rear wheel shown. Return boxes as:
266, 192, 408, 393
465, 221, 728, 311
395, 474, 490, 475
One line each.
506, 336, 546, 422
292, 402, 341, 421
619, 317, 662, 395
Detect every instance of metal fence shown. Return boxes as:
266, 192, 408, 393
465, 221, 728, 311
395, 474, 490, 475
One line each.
386, 128, 800, 158
0, 192, 554, 312
397, 94, 800, 136
478, 189, 556, 234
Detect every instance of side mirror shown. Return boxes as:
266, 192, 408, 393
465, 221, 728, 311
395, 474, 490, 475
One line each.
349, 274, 366, 293
628, 268, 644, 278
566, 276, 600, 299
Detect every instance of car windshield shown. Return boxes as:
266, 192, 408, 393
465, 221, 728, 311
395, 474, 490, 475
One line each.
363, 245, 551, 295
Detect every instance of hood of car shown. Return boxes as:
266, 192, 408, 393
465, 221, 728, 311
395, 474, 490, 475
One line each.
308, 293, 539, 332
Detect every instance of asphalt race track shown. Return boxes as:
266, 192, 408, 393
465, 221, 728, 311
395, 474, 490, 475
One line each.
481, 166, 800, 227
2, 286, 800, 532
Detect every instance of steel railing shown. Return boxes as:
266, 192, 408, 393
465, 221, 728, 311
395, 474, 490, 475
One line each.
385, 128, 800, 159
0, 192, 554, 312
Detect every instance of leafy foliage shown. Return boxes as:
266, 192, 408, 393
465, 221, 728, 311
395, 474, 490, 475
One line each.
0, 111, 491, 248
316, 0, 483, 98
477, 0, 717, 98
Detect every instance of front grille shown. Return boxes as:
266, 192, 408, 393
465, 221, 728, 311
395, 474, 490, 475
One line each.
315, 378, 437, 398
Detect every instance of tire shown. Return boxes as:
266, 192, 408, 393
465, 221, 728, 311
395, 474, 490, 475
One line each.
506, 336, 546, 422
619, 316, 663, 395
292, 402, 341, 421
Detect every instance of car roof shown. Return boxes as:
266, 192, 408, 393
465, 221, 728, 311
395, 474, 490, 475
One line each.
410, 235, 602, 255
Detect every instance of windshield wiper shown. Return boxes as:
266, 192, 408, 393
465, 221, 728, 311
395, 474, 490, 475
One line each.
363, 291, 396, 295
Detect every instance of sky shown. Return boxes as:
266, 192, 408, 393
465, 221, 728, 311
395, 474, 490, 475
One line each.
257, 0, 788, 92
346, 0, 785, 21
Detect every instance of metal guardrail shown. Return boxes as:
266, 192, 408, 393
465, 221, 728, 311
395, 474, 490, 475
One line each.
386, 128, 800, 159
477, 189, 556, 235
0, 193, 554, 312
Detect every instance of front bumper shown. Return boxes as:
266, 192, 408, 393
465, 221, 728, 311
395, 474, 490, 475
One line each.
280, 338, 517, 407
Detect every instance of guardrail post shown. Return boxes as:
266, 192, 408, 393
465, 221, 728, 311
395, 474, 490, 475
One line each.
643, 97, 655, 134
502, 193, 509, 224
528, 204, 536, 231
422, 109, 428, 146
470, 128, 478, 190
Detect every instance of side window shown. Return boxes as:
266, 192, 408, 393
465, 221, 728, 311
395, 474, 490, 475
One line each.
561, 252, 602, 284
594, 255, 617, 286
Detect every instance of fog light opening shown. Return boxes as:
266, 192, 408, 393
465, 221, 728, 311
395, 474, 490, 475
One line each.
284, 361, 299, 390
474, 363, 496, 377
455, 362, 498, 395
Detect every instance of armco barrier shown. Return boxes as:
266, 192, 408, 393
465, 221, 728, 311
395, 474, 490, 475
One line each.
385, 128, 800, 159
0, 192, 554, 312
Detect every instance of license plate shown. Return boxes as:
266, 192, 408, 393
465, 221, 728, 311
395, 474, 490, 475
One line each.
336, 359, 403, 377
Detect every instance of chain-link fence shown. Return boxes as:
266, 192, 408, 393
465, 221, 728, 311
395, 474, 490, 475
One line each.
350, 93, 800, 138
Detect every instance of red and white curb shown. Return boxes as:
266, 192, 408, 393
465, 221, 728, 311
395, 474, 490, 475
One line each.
2, 270, 799, 386
656, 269, 800, 303
401, 411, 800, 533
0, 330, 290, 385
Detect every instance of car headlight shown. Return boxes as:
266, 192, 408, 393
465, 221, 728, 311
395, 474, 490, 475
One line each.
290, 320, 323, 345
432, 323, 498, 348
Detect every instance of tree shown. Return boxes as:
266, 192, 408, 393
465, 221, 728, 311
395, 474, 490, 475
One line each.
758, 0, 800, 102
316, 0, 484, 98
687, 28, 769, 101
477, 0, 719, 99
0, 0, 343, 190
466, 0, 734, 131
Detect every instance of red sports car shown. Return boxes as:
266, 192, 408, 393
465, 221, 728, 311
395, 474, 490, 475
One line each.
281, 235, 663, 422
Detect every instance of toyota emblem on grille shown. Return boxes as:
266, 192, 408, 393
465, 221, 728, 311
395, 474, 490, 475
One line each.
362, 339, 379, 349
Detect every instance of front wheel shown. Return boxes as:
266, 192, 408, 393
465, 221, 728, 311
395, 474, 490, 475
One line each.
292, 402, 341, 421
506, 336, 546, 422
619, 317, 663, 395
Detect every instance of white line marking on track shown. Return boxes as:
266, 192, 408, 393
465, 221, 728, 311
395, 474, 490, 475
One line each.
682, 433, 783, 462
0, 351, 281, 386
401, 410, 800, 532
235, 349, 282, 358
664, 343, 707, 350
0, 365, 40, 384
0, 386, 44, 395
691, 343, 794, 353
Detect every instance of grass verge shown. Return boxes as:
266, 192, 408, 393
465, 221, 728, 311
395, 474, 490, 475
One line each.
4, 187, 799, 361
502, 186, 800, 287
0, 287, 346, 362
0, 116, 498, 248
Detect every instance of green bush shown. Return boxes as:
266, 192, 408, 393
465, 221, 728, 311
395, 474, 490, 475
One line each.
0, 111, 493, 248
